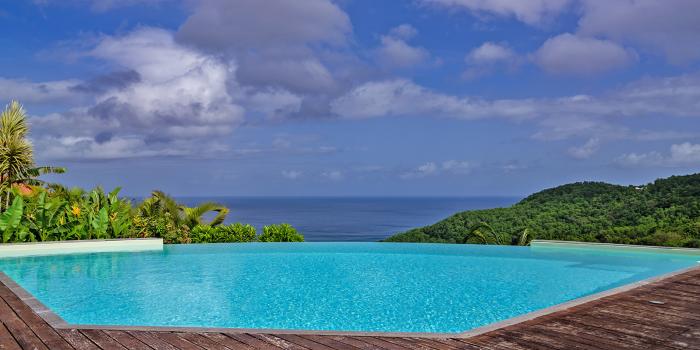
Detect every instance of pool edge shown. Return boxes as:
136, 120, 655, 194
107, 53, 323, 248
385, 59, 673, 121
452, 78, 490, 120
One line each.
2, 262, 699, 339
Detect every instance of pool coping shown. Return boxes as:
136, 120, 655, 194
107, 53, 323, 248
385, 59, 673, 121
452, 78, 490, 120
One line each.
1, 247, 699, 339
0, 238, 163, 258
531, 239, 700, 255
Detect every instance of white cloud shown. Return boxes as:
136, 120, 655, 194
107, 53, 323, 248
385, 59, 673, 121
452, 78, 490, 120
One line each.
578, 0, 700, 64
463, 42, 519, 79
244, 88, 303, 120
441, 160, 475, 174
376, 25, 430, 68
0, 78, 83, 105
35, 135, 193, 160
331, 79, 538, 120
567, 137, 600, 159
400, 160, 474, 179
533, 33, 637, 75
401, 162, 439, 179
389, 24, 418, 40
331, 71, 700, 145
178, 0, 350, 50
321, 170, 344, 181
467, 42, 516, 64
176, 0, 353, 94
670, 143, 700, 164
421, 0, 571, 25
29, 27, 245, 160
33, 0, 168, 12
617, 142, 700, 167
281, 170, 303, 180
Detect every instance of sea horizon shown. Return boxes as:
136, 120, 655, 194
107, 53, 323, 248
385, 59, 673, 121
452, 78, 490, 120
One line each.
176, 196, 521, 242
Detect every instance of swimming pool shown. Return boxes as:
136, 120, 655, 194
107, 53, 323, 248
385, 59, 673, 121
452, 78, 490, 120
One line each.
0, 242, 697, 334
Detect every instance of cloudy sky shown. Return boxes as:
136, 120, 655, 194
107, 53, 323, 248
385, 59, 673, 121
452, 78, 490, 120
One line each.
2, 0, 700, 196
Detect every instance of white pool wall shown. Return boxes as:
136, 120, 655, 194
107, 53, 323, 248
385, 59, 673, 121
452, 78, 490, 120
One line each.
531, 239, 700, 256
0, 238, 163, 258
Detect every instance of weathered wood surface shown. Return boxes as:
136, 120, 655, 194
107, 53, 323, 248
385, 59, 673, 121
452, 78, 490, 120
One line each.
2, 268, 700, 349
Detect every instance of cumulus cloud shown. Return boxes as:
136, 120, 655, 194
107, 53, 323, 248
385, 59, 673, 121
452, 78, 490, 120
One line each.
331, 71, 700, 145
30, 27, 245, 160
463, 42, 519, 79
421, 0, 571, 25
376, 24, 430, 68
177, 0, 353, 95
330, 79, 538, 120
567, 137, 600, 159
578, 0, 700, 64
0, 78, 83, 105
533, 33, 637, 75
281, 170, 303, 180
178, 0, 350, 50
617, 143, 700, 167
33, 0, 169, 12
400, 160, 474, 179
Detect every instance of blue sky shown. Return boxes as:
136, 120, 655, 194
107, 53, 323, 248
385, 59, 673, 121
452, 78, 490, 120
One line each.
1, 0, 700, 196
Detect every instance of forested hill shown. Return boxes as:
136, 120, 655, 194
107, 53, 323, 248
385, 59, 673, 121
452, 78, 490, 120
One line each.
385, 173, 700, 247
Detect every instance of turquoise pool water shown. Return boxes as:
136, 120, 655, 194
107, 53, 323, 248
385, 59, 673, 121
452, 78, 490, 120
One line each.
0, 243, 697, 333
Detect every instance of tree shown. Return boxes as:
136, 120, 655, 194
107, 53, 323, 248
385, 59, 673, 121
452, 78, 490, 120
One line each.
0, 101, 65, 209
137, 191, 229, 230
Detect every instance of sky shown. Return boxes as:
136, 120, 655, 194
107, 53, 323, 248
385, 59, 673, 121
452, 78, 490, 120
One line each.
1, 0, 700, 197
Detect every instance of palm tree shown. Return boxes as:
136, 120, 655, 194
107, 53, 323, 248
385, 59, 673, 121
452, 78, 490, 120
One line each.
0, 101, 65, 209
462, 222, 504, 245
137, 190, 229, 229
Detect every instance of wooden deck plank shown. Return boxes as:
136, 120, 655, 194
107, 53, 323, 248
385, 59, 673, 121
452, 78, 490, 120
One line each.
225, 333, 282, 350
0, 288, 73, 350
0, 297, 49, 350
253, 334, 309, 350
128, 331, 181, 350
55, 329, 100, 350
302, 335, 363, 350
80, 330, 128, 350
353, 337, 412, 350
102, 330, 153, 350
0, 322, 22, 350
201, 333, 254, 350
330, 336, 392, 350
177, 333, 235, 350
151, 332, 204, 350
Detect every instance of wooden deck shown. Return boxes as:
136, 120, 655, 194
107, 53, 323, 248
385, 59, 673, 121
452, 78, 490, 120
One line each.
2, 268, 700, 350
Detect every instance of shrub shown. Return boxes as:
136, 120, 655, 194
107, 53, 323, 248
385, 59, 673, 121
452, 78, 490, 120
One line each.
258, 223, 304, 242
190, 223, 257, 243
217, 223, 257, 242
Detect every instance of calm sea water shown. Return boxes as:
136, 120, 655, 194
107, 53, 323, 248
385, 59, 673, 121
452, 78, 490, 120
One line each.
178, 197, 520, 242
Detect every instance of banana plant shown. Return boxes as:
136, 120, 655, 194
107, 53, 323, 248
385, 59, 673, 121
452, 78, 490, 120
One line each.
28, 191, 67, 241
107, 187, 131, 237
89, 207, 109, 239
0, 196, 31, 243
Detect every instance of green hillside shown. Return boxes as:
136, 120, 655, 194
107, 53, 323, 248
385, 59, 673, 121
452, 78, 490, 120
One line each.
385, 173, 700, 247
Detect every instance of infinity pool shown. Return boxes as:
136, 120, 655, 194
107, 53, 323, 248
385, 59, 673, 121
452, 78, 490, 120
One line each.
0, 243, 696, 333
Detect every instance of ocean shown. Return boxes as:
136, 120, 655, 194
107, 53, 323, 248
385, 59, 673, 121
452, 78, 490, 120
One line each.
178, 197, 520, 242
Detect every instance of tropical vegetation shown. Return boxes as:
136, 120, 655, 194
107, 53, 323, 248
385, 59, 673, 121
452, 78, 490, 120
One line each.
0, 101, 303, 244
386, 173, 700, 248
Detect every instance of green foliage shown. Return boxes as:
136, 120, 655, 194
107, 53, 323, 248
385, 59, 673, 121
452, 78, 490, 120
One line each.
258, 223, 305, 242
386, 173, 700, 247
0, 196, 29, 243
190, 223, 257, 244
0, 100, 302, 245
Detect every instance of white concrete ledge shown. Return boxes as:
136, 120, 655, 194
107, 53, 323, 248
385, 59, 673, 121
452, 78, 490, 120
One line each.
531, 239, 700, 256
0, 238, 163, 258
